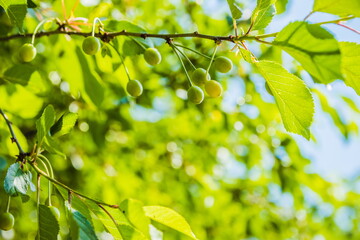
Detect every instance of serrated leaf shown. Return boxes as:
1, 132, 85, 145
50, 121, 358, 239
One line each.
251, 0, 276, 31
143, 206, 197, 240
339, 42, 360, 95
120, 199, 150, 238
39, 204, 60, 240
3, 64, 37, 85
274, 21, 342, 83
4, 162, 35, 196
226, 0, 242, 19
0, 0, 27, 30
255, 60, 314, 139
313, 0, 360, 17
50, 112, 78, 137
36, 105, 55, 145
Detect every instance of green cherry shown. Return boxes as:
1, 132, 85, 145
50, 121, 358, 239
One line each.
144, 48, 162, 65
187, 86, 204, 104
0, 212, 15, 231
127, 80, 143, 97
49, 206, 60, 221
205, 80, 223, 98
82, 36, 101, 55
19, 43, 37, 62
191, 68, 210, 86
265, 82, 274, 96
213, 56, 233, 73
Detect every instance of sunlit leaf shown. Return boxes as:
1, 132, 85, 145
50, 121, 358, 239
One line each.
339, 42, 360, 95
38, 204, 60, 240
143, 206, 197, 240
274, 21, 342, 83
226, 0, 242, 19
251, 0, 276, 31
256, 60, 314, 139
313, 0, 360, 17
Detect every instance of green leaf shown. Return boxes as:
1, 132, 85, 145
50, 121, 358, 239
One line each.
70, 210, 98, 240
84, 200, 125, 240
251, 0, 276, 31
143, 206, 197, 240
75, 47, 104, 108
4, 162, 36, 196
275, 0, 288, 14
339, 42, 360, 95
0, 0, 27, 30
56, 187, 94, 223
36, 105, 55, 145
38, 204, 60, 240
27, 0, 36, 8
85, 200, 148, 240
2, 64, 37, 85
50, 112, 78, 137
255, 60, 314, 139
120, 199, 150, 238
313, 0, 360, 17
274, 21, 342, 83
226, 0, 242, 19
239, 48, 254, 63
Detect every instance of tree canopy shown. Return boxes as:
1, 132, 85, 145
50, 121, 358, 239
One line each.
0, 0, 360, 239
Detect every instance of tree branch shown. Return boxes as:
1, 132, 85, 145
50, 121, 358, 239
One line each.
0, 109, 25, 155
0, 16, 354, 43
0, 108, 119, 209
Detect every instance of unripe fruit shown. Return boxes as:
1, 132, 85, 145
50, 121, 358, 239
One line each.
213, 56, 233, 73
0, 212, 15, 231
205, 80, 223, 98
265, 82, 274, 96
191, 68, 210, 86
49, 206, 60, 221
187, 86, 204, 104
126, 80, 143, 97
19, 43, 37, 62
144, 48, 161, 65
82, 37, 101, 55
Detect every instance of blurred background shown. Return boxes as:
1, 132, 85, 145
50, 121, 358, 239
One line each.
0, 0, 360, 239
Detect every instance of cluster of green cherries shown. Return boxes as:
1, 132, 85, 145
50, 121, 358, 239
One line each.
18, 34, 233, 104
81, 36, 233, 104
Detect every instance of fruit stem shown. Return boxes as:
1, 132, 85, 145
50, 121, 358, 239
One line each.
173, 43, 212, 60
37, 156, 53, 206
129, 37, 147, 50
92, 17, 103, 37
5, 195, 11, 213
32, 19, 50, 45
206, 44, 218, 74
172, 44, 196, 70
108, 43, 132, 81
170, 43, 193, 86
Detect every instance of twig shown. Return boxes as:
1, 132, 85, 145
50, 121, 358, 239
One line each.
0, 109, 25, 154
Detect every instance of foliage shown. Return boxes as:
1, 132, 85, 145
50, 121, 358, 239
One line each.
0, 0, 359, 239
